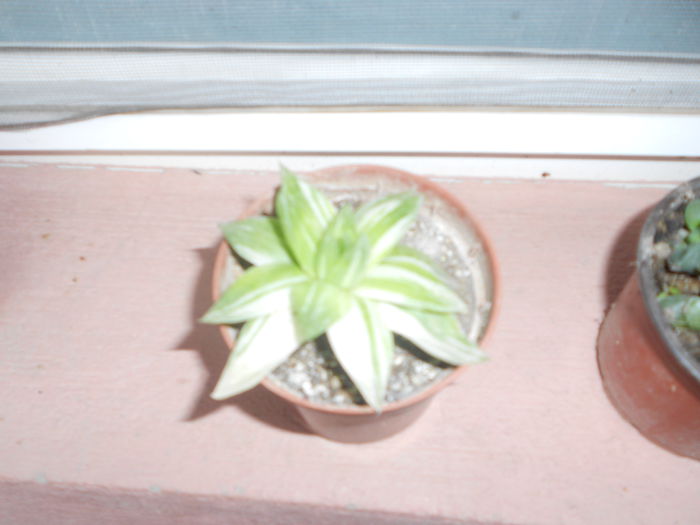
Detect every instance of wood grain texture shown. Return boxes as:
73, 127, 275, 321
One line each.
1, 163, 699, 525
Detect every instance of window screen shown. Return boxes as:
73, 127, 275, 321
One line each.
1, 0, 699, 128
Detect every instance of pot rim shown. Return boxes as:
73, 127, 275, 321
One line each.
637, 176, 700, 390
211, 164, 500, 416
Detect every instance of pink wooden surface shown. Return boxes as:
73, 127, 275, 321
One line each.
1, 163, 699, 525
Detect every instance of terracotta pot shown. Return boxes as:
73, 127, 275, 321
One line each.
211, 165, 499, 442
598, 178, 700, 460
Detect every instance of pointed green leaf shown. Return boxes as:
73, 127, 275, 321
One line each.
291, 279, 352, 343
327, 297, 394, 411
200, 263, 307, 324
688, 228, 700, 244
685, 200, 700, 231
659, 294, 690, 326
379, 303, 486, 366
220, 217, 292, 266
668, 242, 700, 274
355, 259, 467, 313
356, 192, 421, 264
659, 294, 700, 330
315, 206, 370, 288
211, 309, 301, 400
384, 245, 452, 284
275, 166, 336, 273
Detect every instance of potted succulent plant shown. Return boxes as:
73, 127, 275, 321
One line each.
203, 165, 497, 442
598, 176, 700, 460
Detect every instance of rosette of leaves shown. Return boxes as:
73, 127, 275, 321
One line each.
659, 199, 700, 330
201, 167, 486, 411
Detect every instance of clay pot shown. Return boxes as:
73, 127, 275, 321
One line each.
598, 177, 700, 460
211, 165, 499, 442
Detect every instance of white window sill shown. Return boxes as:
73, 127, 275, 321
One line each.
1, 109, 699, 182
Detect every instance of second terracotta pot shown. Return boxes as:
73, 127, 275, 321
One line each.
598, 178, 700, 460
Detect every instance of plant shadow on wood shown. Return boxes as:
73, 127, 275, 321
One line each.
603, 206, 653, 311
172, 243, 310, 435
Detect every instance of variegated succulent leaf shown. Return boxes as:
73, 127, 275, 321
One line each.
220, 216, 292, 266
355, 258, 467, 313
356, 191, 422, 264
211, 310, 302, 400
275, 166, 336, 274
291, 279, 352, 343
327, 297, 394, 411
201, 263, 307, 324
379, 303, 487, 366
315, 205, 370, 288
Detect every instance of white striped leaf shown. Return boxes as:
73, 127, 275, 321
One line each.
211, 310, 301, 400
200, 263, 307, 324
327, 297, 394, 412
291, 279, 352, 343
355, 259, 467, 313
356, 192, 421, 264
378, 303, 486, 366
384, 245, 452, 285
220, 217, 291, 266
275, 166, 336, 274
314, 206, 370, 287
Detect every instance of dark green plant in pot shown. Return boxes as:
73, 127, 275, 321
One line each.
658, 199, 700, 330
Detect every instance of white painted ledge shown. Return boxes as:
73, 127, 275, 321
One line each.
2, 110, 700, 157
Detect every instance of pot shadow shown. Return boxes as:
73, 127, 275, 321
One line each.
603, 206, 653, 312
597, 206, 652, 438
172, 243, 310, 435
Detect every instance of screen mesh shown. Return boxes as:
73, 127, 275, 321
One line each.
1, 0, 699, 128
